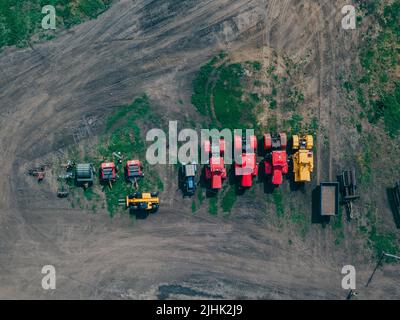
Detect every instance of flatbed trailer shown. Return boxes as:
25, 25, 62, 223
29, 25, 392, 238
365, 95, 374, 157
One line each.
320, 182, 339, 217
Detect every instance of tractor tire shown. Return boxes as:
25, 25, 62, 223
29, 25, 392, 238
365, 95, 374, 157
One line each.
234, 135, 242, 153
280, 133, 287, 148
249, 135, 257, 152
264, 134, 272, 151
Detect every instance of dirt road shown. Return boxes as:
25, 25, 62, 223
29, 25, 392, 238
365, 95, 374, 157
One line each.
0, 0, 398, 299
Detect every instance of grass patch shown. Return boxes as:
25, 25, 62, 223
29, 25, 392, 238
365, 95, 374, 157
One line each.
273, 188, 284, 218
362, 202, 400, 259
197, 189, 204, 205
290, 211, 309, 239
357, 135, 373, 186
0, 0, 112, 49
191, 201, 197, 213
208, 196, 218, 216
221, 185, 237, 214
349, 1, 400, 137
191, 54, 262, 130
332, 210, 345, 246
82, 94, 163, 216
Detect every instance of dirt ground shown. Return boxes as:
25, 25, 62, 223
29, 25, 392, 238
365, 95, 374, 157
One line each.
0, 0, 399, 299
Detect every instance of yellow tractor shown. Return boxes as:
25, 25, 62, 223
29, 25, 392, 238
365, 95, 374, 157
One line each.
292, 135, 314, 183
123, 192, 160, 213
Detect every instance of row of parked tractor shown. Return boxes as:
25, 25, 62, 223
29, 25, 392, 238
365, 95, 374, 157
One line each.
190, 133, 314, 193
28, 132, 400, 220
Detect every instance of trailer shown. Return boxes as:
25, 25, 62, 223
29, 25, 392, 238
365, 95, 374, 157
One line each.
320, 182, 339, 217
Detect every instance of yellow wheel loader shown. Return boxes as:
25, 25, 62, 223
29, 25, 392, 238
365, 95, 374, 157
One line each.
121, 192, 160, 213
292, 135, 314, 183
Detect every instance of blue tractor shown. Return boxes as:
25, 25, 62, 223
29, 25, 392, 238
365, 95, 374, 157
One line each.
181, 163, 197, 197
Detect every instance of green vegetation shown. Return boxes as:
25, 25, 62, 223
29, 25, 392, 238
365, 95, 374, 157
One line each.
191, 201, 197, 213
290, 211, 309, 239
0, 0, 112, 49
208, 196, 218, 216
361, 202, 400, 259
191, 53, 262, 130
197, 189, 204, 205
348, 1, 400, 137
264, 55, 305, 112
221, 185, 237, 214
76, 95, 164, 216
101, 95, 163, 215
273, 188, 284, 218
357, 134, 373, 186
332, 210, 345, 246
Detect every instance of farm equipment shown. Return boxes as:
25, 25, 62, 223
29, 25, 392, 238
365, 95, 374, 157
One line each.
75, 163, 94, 189
120, 192, 160, 213
234, 134, 258, 188
320, 182, 339, 217
58, 160, 76, 181
263, 133, 288, 186
100, 162, 117, 188
125, 160, 144, 188
292, 135, 314, 183
28, 166, 46, 182
181, 163, 197, 196
338, 169, 360, 219
113, 152, 123, 165
204, 138, 227, 190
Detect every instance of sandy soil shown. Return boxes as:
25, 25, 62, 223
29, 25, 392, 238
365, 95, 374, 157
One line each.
0, 0, 399, 299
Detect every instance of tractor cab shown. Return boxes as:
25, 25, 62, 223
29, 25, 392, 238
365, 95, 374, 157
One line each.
264, 133, 288, 186
234, 134, 258, 188
100, 162, 117, 187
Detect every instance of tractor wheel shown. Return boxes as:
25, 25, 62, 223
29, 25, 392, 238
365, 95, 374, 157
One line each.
151, 192, 158, 197
249, 135, 257, 152
203, 140, 211, 154
219, 139, 225, 156
280, 133, 287, 148
264, 134, 272, 151
234, 135, 242, 153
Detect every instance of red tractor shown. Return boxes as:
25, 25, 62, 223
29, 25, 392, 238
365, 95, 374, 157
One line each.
234, 134, 258, 188
264, 133, 288, 186
100, 162, 117, 188
204, 138, 227, 190
125, 160, 144, 188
